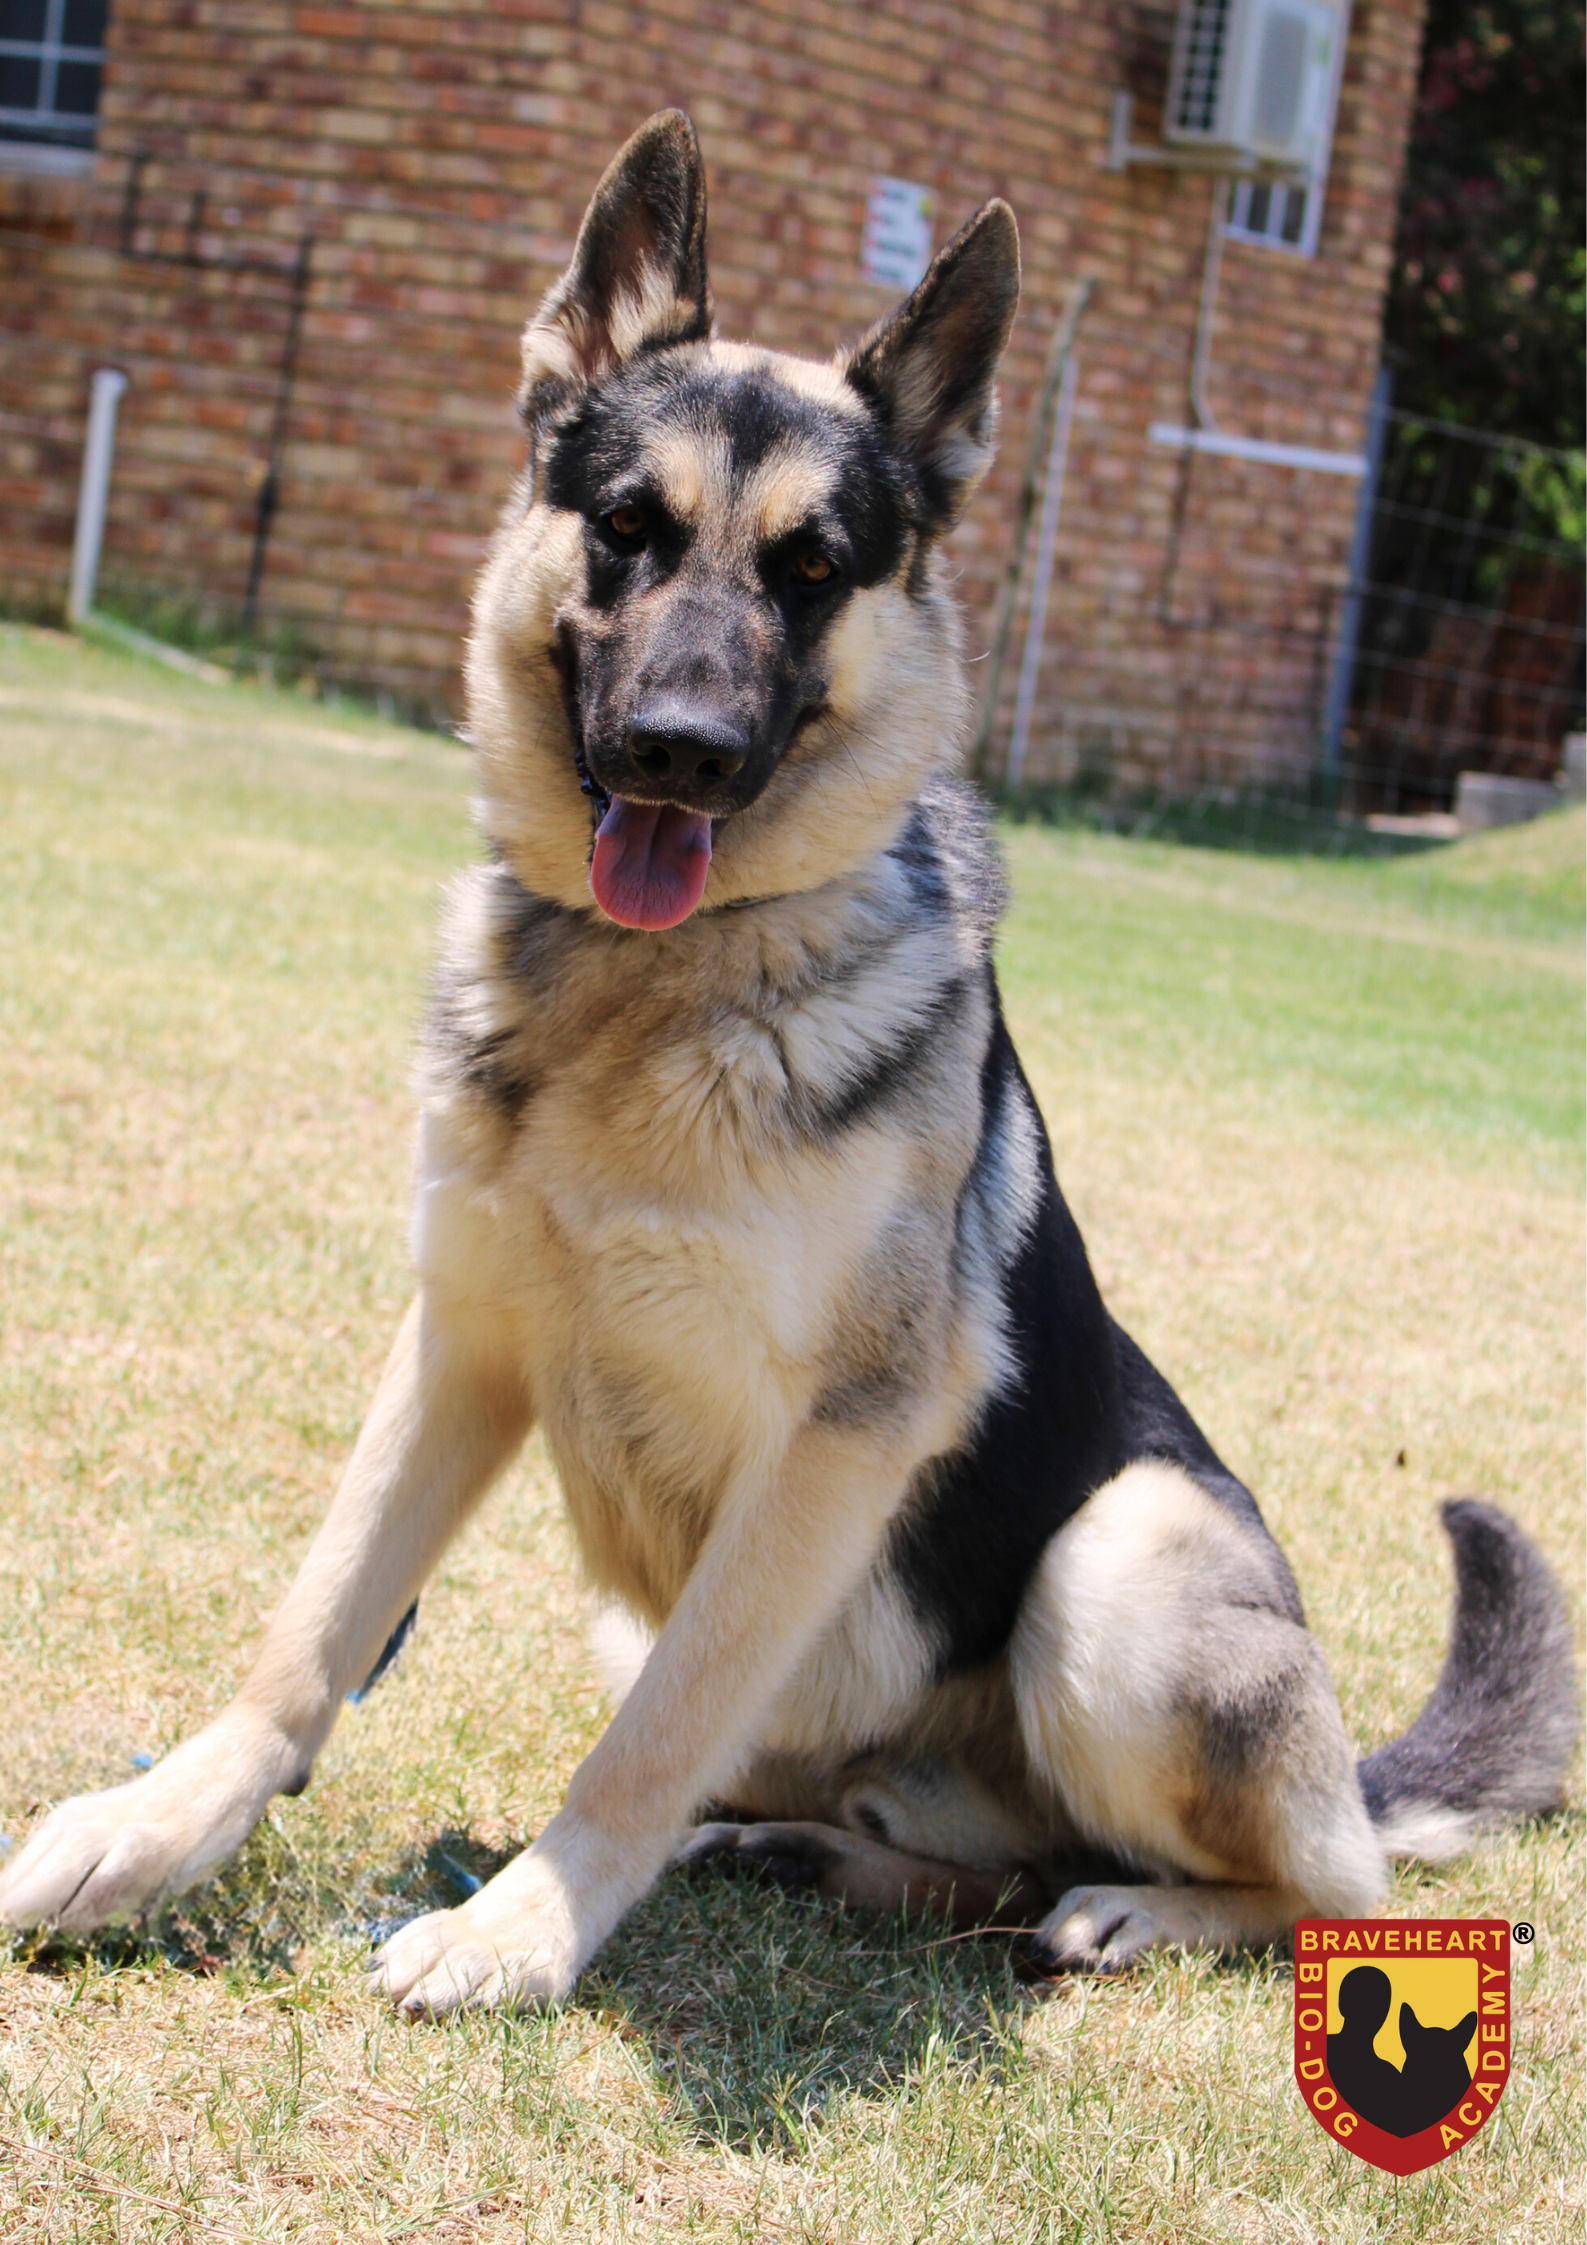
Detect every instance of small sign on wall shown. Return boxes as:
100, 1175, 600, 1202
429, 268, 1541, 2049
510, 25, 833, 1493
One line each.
861, 177, 936, 292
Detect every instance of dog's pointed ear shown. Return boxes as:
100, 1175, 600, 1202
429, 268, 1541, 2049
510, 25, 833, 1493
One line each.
520, 110, 712, 419
1453, 2010, 1477, 2050
845, 199, 1020, 532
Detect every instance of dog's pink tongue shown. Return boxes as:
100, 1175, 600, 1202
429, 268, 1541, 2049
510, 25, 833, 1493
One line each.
590, 797, 713, 929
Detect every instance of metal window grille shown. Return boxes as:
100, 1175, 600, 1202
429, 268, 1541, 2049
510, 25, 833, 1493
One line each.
1172, 0, 1234, 134
0, 0, 108, 149
1225, 177, 1312, 253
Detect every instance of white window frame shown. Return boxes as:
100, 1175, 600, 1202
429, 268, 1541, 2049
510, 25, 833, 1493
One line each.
0, 0, 108, 175
1225, 176, 1316, 254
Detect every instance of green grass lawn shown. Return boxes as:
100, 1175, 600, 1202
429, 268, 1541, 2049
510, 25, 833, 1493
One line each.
1, 623, 1581, 2243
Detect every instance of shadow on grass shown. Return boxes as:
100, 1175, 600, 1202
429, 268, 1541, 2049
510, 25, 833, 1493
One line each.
4, 1809, 1321, 2160
5, 1819, 1035, 2150
8, 1820, 520, 1989
578, 1861, 1033, 2153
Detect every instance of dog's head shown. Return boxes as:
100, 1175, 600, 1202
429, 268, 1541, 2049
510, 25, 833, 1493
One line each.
467, 111, 1020, 928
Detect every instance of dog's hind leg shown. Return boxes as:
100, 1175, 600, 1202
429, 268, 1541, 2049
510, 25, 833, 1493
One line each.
676, 1819, 1046, 1926
678, 1743, 1051, 1924
1010, 1459, 1386, 1972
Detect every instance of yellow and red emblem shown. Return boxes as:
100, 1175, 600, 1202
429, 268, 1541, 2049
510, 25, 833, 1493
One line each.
1294, 1918, 1511, 2174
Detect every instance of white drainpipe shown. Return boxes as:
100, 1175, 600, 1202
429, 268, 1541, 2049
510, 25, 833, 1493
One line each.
68, 367, 129, 626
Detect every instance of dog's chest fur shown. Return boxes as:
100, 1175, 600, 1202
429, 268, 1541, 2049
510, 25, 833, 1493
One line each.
417, 783, 1007, 1637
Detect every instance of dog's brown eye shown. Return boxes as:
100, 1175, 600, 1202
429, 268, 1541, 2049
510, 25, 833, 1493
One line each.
792, 549, 835, 585
607, 505, 646, 542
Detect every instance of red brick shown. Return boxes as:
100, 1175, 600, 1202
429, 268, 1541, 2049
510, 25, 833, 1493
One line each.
0, 0, 1424, 748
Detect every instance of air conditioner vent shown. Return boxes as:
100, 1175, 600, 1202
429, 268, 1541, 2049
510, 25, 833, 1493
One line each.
1173, 1, 1235, 136
1165, 0, 1344, 175
1253, 12, 1309, 144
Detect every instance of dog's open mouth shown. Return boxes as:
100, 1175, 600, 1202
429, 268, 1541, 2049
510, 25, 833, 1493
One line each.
590, 796, 714, 930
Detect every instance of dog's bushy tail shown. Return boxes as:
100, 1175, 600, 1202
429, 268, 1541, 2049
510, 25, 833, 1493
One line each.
1358, 1499, 1579, 1859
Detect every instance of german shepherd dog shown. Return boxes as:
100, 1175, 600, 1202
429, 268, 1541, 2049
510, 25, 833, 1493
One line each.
2, 115, 1574, 2015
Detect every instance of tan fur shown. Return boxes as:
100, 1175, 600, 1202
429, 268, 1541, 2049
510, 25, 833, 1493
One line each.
0, 117, 1415, 2011
645, 425, 723, 526
466, 391, 968, 922
521, 247, 707, 399
0, 1297, 529, 1935
642, 426, 842, 549
652, 1461, 1388, 1975
711, 338, 867, 413
1010, 1461, 1385, 1967
740, 441, 838, 544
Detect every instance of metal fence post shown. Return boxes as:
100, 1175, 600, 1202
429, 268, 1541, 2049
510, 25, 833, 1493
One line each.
68, 367, 130, 626
1321, 361, 1392, 791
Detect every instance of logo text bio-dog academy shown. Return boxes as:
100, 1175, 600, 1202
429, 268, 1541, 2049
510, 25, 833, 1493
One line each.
1294, 1919, 1511, 2174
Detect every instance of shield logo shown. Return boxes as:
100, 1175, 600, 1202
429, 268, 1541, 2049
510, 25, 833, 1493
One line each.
1294, 1919, 1511, 2174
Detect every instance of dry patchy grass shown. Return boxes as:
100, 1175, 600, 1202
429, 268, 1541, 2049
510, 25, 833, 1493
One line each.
0, 624, 1581, 2242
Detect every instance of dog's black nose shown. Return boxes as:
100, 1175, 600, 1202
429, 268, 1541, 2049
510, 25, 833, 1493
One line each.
626, 706, 750, 791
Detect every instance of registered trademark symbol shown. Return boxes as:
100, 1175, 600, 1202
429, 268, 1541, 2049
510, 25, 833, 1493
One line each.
1512, 1922, 1535, 1944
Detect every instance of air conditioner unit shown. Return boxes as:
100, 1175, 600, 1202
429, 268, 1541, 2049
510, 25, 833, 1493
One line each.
1164, 0, 1344, 174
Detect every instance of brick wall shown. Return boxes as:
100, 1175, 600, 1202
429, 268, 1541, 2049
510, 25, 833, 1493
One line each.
0, 0, 1426, 782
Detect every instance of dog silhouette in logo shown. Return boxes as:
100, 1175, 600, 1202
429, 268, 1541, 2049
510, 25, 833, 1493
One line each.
1396, 2000, 1479, 2135
1328, 1966, 1477, 2136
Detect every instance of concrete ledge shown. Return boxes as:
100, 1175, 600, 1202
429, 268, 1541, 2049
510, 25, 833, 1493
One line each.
1366, 812, 1461, 840
1455, 772, 1563, 833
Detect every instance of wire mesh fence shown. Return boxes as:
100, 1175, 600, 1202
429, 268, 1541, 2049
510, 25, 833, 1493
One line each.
975, 311, 1373, 847
991, 375, 1584, 853
1340, 409, 1585, 815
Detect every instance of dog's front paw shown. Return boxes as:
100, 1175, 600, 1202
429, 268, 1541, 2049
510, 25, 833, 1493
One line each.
371, 1856, 581, 2018
0, 1791, 171, 1934
1027, 1883, 1165, 1975
0, 1716, 286, 1934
